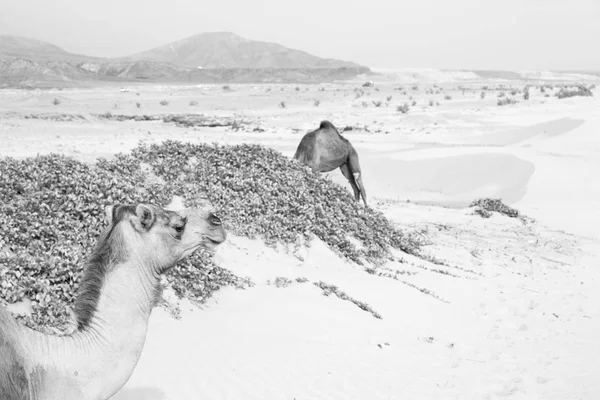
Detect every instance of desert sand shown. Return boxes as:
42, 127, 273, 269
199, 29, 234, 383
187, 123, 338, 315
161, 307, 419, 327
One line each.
1, 71, 599, 399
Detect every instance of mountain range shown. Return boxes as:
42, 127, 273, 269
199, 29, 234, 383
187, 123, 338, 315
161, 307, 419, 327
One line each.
0, 32, 370, 86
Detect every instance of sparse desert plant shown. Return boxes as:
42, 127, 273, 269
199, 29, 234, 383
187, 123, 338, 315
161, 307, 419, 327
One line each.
386, 95, 393, 102
510, 89, 518, 95
396, 103, 410, 114
52, 98, 60, 106
412, 85, 419, 91
159, 100, 169, 106
222, 85, 231, 91
470, 198, 521, 219
361, 101, 369, 108
295, 86, 300, 91
497, 97, 518, 106
269, 276, 293, 288
556, 85, 593, 99
313, 99, 321, 107
372, 100, 383, 107
411, 100, 417, 106
136, 102, 141, 108
429, 99, 435, 107
444, 94, 452, 100
189, 100, 198, 106
319, 87, 325, 92
279, 101, 286, 108
523, 90, 530, 100
436, 101, 440, 106
314, 281, 382, 319
480, 91, 486, 99
482, 85, 489, 90
497, 91, 506, 98
540, 86, 546, 93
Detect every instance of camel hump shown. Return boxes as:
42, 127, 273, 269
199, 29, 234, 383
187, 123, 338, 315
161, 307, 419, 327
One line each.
319, 120, 338, 131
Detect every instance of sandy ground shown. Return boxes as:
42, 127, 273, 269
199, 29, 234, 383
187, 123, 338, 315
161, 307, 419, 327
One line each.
1, 77, 599, 399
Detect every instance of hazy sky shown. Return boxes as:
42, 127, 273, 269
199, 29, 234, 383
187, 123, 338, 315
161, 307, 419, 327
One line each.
0, 0, 597, 70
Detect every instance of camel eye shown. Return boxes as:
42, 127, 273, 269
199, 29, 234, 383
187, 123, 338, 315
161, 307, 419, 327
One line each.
174, 226, 184, 234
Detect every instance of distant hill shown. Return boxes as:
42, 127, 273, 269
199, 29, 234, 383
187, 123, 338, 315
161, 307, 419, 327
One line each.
122, 32, 364, 69
0, 32, 371, 87
0, 35, 102, 63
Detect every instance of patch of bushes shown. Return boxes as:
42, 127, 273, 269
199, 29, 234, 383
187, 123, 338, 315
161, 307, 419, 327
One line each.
497, 97, 518, 106
470, 198, 520, 218
1, 142, 419, 332
556, 85, 593, 99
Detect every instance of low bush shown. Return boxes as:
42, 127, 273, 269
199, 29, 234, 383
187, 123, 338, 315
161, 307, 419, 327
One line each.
1, 141, 419, 332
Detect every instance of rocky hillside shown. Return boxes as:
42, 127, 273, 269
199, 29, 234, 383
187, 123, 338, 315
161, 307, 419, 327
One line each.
0, 33, 370, 87
0, 35, 101, 63
123, 31, 363, 69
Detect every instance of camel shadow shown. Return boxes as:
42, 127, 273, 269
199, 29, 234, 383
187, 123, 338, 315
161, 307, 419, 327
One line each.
111, 387, 166, 400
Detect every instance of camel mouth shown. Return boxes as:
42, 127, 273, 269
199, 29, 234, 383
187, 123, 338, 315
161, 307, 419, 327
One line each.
199, 235, 226, 252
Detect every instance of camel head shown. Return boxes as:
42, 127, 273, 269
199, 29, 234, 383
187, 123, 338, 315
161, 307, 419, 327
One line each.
103, 203, 226, 273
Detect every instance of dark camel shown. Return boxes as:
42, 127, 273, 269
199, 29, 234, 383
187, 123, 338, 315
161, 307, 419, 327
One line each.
293, 120, 367, 206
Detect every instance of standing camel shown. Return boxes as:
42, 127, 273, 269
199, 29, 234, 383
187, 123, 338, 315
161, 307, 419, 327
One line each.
0, 202, 226, 400
293, 120, 367, 206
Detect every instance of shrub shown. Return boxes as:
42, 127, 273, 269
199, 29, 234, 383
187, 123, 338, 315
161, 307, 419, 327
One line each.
159, 100, 169, 106
523, 90, 530, 100
444, 95, 452, 100
411, 100, 417, 106
189, 100, 198, 106
136, 102, 141, 108
556, 85, 593, 99
313, 99, 321, 107
222, 85, 231, 91
386, 95, 392, 102
52, 98, 60, 106
396, 103, 410, 113
480, 92, 486, 99
429, 100, 435, 107
470, 198, 520, 218
279, 101, 286, 108
372, 100, 383, 107
1, 143, 420, 333
497, 97, 517, 106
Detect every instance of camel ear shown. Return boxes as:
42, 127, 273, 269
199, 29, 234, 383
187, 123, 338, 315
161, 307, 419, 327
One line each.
104, 205, 116, 224
132, 204, 155, 232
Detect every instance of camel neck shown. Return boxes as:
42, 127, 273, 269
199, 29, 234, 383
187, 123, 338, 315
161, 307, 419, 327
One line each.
25, 261, 161, 400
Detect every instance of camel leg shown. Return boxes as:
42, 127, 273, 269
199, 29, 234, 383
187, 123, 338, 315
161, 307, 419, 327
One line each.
347, 146, 367, 206
340, 163, 361, 202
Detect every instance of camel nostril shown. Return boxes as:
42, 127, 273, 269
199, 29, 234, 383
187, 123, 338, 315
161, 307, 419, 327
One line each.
209, 214, 222, 226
